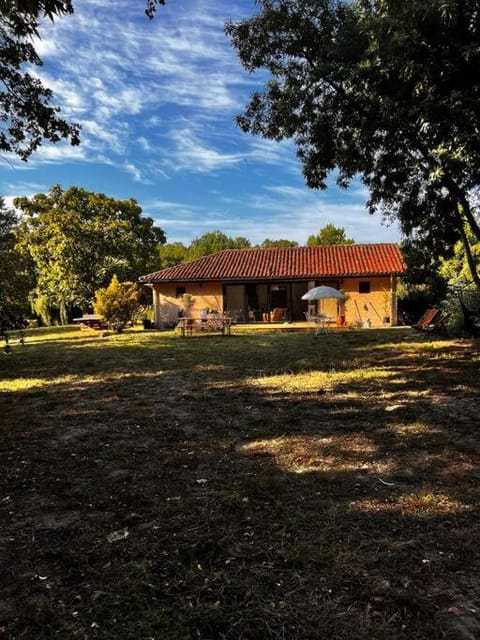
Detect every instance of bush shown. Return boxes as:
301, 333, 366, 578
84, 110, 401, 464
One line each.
93, 276, 140, 333
442, 288, 480, 337
134, 304, 154, 325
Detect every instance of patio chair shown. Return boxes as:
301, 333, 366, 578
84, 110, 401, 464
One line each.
262, 307, 285, 322
412, 308, 449, 335
412, 308, 440, 330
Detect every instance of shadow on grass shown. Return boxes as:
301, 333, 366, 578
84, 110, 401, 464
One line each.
0, 329, 479, 639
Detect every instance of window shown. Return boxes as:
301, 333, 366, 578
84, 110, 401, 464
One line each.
176, 286, 186, 298
359, 281, 371, 294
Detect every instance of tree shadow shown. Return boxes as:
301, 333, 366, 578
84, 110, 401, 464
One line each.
0, 329, 479, 638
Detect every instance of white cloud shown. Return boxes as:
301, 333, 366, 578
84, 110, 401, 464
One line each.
239, 185, 400, 245
26, 143, 88, 164
247, 139, 298, 168
137, 136, 152, 152
165, 127, 244, 173
3, 181, 48, 198
32, 36, 58, 58
81, 120, 126, 155
30, 72, 86, 114
140, 181, 399, 247
265, 185, 309, 198
123, 161, 143, 182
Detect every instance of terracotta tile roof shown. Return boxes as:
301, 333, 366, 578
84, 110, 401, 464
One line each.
140, 243, 405, 284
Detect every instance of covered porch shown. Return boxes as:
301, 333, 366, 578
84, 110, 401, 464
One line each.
223, 280, 345, 324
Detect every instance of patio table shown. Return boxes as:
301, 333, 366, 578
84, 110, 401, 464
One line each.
305, 313, 332, 335
176, 316, 232, 337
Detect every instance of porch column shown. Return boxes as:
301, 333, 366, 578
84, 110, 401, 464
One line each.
152, 286, 162, 328
390, 276, 398, 325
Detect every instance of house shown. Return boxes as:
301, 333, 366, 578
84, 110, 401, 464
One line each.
139, 243, 405, 328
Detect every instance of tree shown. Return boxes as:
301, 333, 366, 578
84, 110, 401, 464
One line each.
0, 2, 80, 160
259, 238, 299, 248
15, 185, 165, 324
396, 236, 449, 324
0, 197, 33, 327
0, 0, 165, 160
158, 242, 189, 269
93, 275, 140, 333
227, 0, 480, 288
439, 226, 480, 289
145, 0, 166, 19
187, 231, 251, 261
306, 224, 354, 247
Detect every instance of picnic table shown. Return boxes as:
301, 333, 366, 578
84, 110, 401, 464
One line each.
73, 314, 108, 330
176, 314, 232, 337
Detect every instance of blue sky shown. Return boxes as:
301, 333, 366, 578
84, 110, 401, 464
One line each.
2, 0, 401, 246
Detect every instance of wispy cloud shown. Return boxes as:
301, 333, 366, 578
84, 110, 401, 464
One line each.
242, 184, 400, 244
24, 142, 88, 165
164, 127, 244, 173
137, 136, 152, 152
14, 0, 300, 184
143, 181, 399, 246
123, 161, 144, 183
247, 138, 298, 168
0, 0, 401, 249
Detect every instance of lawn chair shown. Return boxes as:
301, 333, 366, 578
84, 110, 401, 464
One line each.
412, 308, 449, 335
428, 312, 450, 336
412, 308, 440, 330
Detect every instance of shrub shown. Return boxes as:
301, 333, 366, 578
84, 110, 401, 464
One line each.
442, 287, 480, 337
93, 276, 140, 333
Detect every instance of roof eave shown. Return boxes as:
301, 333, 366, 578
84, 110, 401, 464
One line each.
143, 270, 405, 284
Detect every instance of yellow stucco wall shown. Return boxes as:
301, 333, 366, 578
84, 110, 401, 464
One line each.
341, 276, 396, 327
152, 276, 398, 327
152, 282, 224, 325
297, 276, 398, 326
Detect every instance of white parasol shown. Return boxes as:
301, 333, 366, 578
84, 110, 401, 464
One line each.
301, 286, 346, 301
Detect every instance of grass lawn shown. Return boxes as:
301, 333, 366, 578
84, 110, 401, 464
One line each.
1, 326, 479, 639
